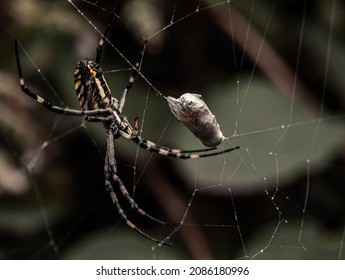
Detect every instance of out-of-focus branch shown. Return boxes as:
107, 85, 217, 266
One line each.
144, 162, 214, 259
212, 7, 321, 115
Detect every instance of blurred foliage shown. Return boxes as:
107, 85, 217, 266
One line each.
0, 0, 344, 259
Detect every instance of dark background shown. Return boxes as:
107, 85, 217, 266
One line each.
0, 0, 344, 259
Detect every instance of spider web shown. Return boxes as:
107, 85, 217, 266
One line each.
1, 0, 345, 260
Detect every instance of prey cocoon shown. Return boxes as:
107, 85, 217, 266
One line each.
166, 93, 225, 147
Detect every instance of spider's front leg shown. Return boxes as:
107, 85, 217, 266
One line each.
128, 116, 240, 158
84, 114, 112, 123
104, 132, 172, 246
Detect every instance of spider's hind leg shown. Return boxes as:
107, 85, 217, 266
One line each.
118, 40, 147, 113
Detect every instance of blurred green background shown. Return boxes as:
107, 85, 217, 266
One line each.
0, 0, 344, 259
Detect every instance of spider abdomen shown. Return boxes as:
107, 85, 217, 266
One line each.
74, 59, 112, 110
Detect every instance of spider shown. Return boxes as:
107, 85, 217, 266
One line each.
14, 20, 240, 246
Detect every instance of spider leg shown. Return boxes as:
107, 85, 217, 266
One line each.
95, 15, 114, 64
14, 40, 112, 119
132, 136, 240, 159
105, 179, 171, 246
118, 40, 147, 113
93, 14, 146, 113
85, 116, 112, 122
105, 132, 172, 245
106, 133, 168, 224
